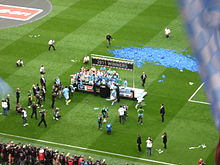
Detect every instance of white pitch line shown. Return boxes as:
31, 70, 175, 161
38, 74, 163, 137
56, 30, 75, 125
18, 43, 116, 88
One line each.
188, 83, 205, 101
188, 99, 210, 105
0, 132, 178, 165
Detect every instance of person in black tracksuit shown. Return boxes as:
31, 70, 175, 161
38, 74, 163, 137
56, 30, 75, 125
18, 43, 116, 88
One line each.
31, 102, 38, 120
5, 95, 10, 110
51, 92, 57, 108
162, 132, 167, 149
16, 88, 20, 104
106, 34, 113, 48
137, 134, 142, 152
160, 104, 165, 122
97, 113, 103, 130
141, 72, 147, 87
115, 84, 120, 102
38, 110, 47, 127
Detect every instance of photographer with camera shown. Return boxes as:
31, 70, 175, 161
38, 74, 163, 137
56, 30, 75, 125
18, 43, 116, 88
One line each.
38, 109, 47, 127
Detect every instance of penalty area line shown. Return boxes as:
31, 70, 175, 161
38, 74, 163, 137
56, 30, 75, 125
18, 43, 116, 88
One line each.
188, 83, 210, 105
0, 132, 177, 165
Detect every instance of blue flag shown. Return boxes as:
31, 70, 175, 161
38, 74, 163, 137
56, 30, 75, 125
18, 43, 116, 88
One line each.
180, 0, 220, 129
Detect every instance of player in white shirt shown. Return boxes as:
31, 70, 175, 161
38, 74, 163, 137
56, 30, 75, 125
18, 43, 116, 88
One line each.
164, 27, 171, 38
21, 108, 28, 126
48, 40, 56, 51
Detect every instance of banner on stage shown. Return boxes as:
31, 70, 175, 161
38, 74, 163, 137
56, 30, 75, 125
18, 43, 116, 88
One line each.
92, 56, 133, 71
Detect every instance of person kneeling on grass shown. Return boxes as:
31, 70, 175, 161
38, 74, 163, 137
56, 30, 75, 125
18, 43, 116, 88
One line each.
16, 59, 24, 67
53, 107, 61, 120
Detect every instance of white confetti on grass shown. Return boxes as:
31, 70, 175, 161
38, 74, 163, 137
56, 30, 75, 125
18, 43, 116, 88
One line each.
189, 144, 206, 150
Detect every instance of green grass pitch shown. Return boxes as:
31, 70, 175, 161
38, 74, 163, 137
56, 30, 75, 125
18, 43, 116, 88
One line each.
0, 0, 218, 164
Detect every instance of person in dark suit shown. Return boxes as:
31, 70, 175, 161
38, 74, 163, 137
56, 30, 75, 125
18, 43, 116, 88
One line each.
93, 81, 97, 96
31, 102, 38, 120
5, 94, 10, 110
38, 110, 47, 127
160, 104, 165, 122
40, 75, 46, 90
16, 88, 20, 104
141, 72, 147, 87
97, 113, 103, 130
162, 132, 167, 149
115, 83, 120, 102
51, 92, 57, 108
106, 33, 114, 48
137, 134, 142, 152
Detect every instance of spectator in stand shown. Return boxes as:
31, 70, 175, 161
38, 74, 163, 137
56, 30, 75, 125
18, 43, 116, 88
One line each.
0, 142, 110, 165
38, 148, 45, 165
198, 158, 206, 165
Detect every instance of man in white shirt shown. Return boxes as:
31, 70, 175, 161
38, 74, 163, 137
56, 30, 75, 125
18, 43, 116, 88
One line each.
164, 27, 171, 38
40, 65, 45, 74
146, 137, 153, 156
21, 108, 28, 126
2, 99, 8, 116
118, 106, 125, 124
48, 40, 56, 51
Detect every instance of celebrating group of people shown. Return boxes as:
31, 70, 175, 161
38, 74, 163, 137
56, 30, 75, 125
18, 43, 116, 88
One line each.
4, 64, 74, 127
71, 66, 124, 88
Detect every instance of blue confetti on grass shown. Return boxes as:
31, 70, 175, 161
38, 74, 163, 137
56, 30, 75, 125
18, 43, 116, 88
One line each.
108, 47, 198, 72
161, 74, 166, 78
